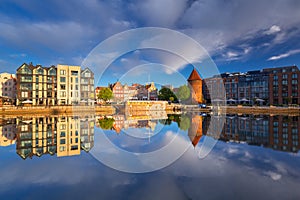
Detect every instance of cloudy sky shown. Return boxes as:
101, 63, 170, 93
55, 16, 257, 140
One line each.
1, 0, 300, 85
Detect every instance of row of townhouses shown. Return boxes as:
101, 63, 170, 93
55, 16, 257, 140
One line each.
95, 81, 158, 103
0, 63, 95, 106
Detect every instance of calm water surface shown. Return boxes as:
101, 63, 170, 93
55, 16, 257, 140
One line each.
0, 113, 300, 199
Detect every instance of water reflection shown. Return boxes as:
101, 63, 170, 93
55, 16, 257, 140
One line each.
0, 115, 95, 159
0, 113, 299, 160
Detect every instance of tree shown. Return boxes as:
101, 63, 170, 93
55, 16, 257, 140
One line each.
158, 88, 178, 102
176, 85, 190, 101
98, 117, 115, 130
97, 88, 113, 103
169, 96, 174, 102
179, 115, 190, 131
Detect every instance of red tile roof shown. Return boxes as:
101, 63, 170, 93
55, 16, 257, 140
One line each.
188, 69, 202, 81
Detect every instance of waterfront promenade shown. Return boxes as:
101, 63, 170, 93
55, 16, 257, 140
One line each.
1, 103, 299, 117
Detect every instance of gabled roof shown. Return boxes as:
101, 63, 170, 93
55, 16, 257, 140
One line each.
81, 67, 94, 75
188, 68, 202, 81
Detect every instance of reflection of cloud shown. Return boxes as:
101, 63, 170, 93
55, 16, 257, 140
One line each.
265, 171, 282, 181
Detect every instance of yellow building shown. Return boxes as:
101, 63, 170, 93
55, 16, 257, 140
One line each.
57, 116, 81, 157
57, 64, 81, 105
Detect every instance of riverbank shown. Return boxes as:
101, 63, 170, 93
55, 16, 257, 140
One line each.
0, 105, 115, 116
0, 104, 299, 116
224, 106, 300, 115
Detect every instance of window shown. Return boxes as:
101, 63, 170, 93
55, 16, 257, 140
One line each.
282, 80, 288, 85
60, 70, 66, 75
49, 68, 56, 75
60, 131, 66, 137
60, 139, 66, 144
292, 73, 298, 79
71, 71, 78, 76
37, 68, 44, 75
60, 77, 66, 82
60, 91, 66, 97
60, 84, 66, 90
292, 80, 298, 84
71, 145, 78, 150
75, 78, 78, 83
21, 92, 28, 98
60, 124, 66, 130
59, 146, 66, 152
282, 74, 288, 79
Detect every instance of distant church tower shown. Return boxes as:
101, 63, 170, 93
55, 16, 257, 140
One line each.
187, 68, 203, 104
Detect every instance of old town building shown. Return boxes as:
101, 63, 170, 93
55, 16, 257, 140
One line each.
187, 68, 203, 104
0, 73, 17, 105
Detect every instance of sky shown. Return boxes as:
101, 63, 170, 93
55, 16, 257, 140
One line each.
1, 0, 300, 86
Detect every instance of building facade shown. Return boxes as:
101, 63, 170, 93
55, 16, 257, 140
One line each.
57, 64, 81, 105
264, 66, 300, 105
187, 68, 203, 104
16, 63, 57, 106
0, 73, 17, 105
80, 68, 94, 105
203, 65, 300, 105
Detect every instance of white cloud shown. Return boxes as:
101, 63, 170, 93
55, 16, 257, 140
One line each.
267, 49, 300, 61
227, 51, 239, 58
264, 25, 281, 35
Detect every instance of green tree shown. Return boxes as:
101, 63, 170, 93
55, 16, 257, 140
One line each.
98, 117, 115, 130
169, 96, 174, 102
158, 88, 178, 101
176, 85, 190, 101
179, 115, 190, 131
97, 88, 113, 103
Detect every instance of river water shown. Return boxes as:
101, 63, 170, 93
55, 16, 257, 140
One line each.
0, 113, 299, 199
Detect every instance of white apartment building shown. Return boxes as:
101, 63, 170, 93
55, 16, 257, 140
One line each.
0, 73, 16, 99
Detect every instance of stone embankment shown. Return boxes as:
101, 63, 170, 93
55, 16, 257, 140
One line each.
0, 105, 115, 116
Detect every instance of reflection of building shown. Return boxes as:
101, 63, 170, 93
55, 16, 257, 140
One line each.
16, 63, 57, 106
188, 115, 203, 147
15, 116, 95, 159
96, 110, 167, 134
16, 117, 57, 159
219, 115, 300, 153
0, 122, 17, 146
80, 117, 95, 151
0, 73, 17, 105
57, 116, 81, 157
188, 68, 203, 104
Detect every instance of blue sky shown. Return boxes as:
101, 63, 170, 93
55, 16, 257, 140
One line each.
1, 0, 300, 86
